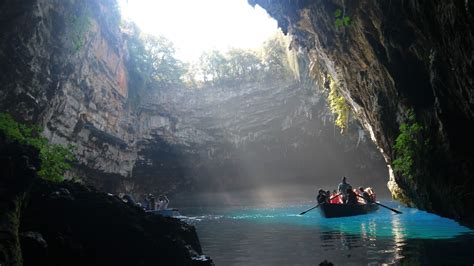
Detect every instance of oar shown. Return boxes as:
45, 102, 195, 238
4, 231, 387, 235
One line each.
356, 194, 402, 214
299, 193, 341, 215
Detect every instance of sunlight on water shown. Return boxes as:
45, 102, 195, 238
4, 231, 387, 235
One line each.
189, 202, 473, 240
183, 202, 474, 265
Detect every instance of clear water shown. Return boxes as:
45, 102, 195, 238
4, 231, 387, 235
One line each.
180, 201, 474, 265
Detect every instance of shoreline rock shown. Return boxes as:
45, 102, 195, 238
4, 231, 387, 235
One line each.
19, 179, 213, 266
0, 132, 213, 266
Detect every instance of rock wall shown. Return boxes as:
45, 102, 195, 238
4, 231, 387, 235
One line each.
0, 133, 212, 266
0, 0, 388, 204
20, 179, 213, 266
250, 0, 474, 224
0, 0, 137, 183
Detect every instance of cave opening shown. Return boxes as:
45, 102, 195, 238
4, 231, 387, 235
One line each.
2, 0, 474, 265
116, 0, 390, 206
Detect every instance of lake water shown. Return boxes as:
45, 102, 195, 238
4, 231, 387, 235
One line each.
180, 201, 474, 265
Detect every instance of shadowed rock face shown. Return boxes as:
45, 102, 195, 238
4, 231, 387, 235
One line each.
249, 0, 474, 224
0, 0, 389, 201
0, 0, 136, 181
20, 179, 213, 266
140, 78, 389, 201
0, 133, 213, 266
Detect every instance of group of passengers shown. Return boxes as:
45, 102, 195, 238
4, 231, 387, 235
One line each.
317, 176, 376, 205
121, 193, 170, 211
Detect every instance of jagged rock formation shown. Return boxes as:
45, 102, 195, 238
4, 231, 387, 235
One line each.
142, 78, 387, 198
0, 133, 212, 266
249, 0, 474, 224
0, 0, 136, 185
20, 179, 213, 266
0, 0, 387, 200
0, 133, 40, 266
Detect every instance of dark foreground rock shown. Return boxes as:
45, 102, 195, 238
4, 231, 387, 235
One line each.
0, 133, 212, 266
19, 179, 213, 266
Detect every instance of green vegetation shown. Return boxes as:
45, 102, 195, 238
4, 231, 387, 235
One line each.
125, 22, 185, 93
0, 113, 75, 182
125, 27, 296, 92
187, 32, 296, 87
68, 12, 92, 52
334, 8, 350, 30
392, 109, 428, 183
327, 76, 349, 133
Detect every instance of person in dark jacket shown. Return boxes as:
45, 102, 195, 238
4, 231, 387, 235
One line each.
147, 193, 156, 210
122, 194, 136, 205
317, 189, 328, 204
346, 188, 357, 204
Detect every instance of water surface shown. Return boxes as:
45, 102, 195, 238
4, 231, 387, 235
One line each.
181, 202, 474, 265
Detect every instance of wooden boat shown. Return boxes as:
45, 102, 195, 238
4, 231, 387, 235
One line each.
319, 203, 378, 218
146, 208, 181, 217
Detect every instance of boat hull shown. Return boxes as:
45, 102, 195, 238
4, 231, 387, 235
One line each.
319, 203, 378, 218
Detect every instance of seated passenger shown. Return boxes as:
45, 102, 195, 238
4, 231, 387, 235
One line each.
122, 194, 136, 205
346, 188, 358, 204
359, 187, 372, 204
329, 190, 340, 204
317, 189, 327, 204
365, 187, 376, 201
158, 195, 170, 210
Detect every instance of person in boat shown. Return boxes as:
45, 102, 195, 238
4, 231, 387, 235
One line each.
317, 189, 328, 204
122, 194, 136, 205
142, 194, 149, 210
346, 188, 358, 204
158, 194, 170, 210
365, 187, 376, 201
359, 187, 372, 204
147, 193, 156, 210
330, 189, 340, 204
337, 176, 351, 203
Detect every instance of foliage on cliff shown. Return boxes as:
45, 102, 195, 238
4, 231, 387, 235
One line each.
392, 109, 429, 183
334, 9, 350, 30
124, 25, 296, 91
185, 31, 296, 87
125, 22, 185, 92
0, 113, 74, 182
327, 76, 349, 133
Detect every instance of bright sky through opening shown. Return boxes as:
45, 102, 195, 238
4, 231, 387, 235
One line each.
118, 0, 279, 62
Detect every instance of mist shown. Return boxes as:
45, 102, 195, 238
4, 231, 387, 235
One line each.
152, 76, 391, 207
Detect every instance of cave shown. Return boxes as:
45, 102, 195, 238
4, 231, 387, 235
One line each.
1, 0, 473, 265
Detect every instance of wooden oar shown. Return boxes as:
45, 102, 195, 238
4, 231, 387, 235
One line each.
299, 193, 341, 215
356, 194, 402, 214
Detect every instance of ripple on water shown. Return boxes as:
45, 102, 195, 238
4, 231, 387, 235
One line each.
181, 203, 474, 265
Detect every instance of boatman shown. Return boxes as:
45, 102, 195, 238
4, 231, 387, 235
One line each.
317, 189, 328, 204
337, 176, 351, 204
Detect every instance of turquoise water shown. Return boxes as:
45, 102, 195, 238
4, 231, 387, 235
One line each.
182, 201, 474, 265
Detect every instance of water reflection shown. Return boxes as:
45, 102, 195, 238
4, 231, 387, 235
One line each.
390, 213, 406, 262
182, 203, 474, 265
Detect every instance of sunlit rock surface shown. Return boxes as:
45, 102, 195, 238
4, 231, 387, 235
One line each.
249, 0, 474, 224
0, 0, 136, 186
0, 0, 388, 200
